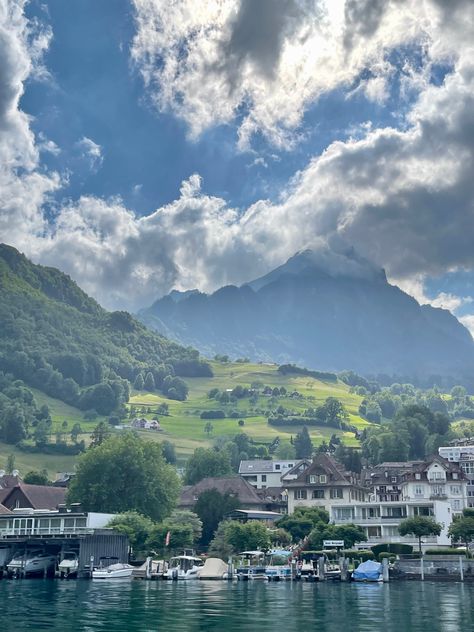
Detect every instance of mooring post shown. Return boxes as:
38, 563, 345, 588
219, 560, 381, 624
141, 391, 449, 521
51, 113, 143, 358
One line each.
460, 556, 464, 582
227, 557, 233, 581
420, 556, 424, 581
382, 557, 389, 582
339, 557, 347, 581
318, 556, 325, 581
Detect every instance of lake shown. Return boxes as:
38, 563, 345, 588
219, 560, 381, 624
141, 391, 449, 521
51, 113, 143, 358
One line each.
0, 579, 472, 631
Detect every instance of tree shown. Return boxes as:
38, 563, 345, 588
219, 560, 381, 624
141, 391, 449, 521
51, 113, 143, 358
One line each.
67, 432, 181, 521
70, 422, 83, 443
6, 453, 15, 474
90, 421, 111, 447
306, 523, 366, 550
144, 372, 156, 392
204, 421, 214, 437
184, 448, 232, 485
223, 521, 271, 552
398, 516, 442, 554
134, 373, 144, 390
194, 489, 240, 546
294, 426, 313, 458
146, 510, 202, 553
107, 511, 156, 556
277, 507, 329, 542
448, 508, 474, 550
24, 470, 49, 485
161, 440, 177, 465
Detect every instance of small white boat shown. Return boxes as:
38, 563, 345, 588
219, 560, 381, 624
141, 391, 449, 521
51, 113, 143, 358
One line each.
7, 549, 57, 578
92, 562, 134, 579
164, 555, 204, 580
197, 557, 229, 580
58, 551, 79, 578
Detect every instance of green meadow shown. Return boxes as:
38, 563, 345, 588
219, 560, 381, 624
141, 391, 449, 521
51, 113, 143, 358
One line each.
0, 361, 370, 475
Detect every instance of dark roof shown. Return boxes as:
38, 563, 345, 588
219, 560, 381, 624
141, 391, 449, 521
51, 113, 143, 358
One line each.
0, 484, 67, 510
239, 460, 297, 474
179, 477, 264, 508
0, 474, 22, 489
287, 454, 352, 486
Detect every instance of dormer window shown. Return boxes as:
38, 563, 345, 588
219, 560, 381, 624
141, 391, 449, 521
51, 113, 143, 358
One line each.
320, 474, 327, 484
453, 473, 458, 480
391, 477, 397, 483
309, 475, 317, 484
415, 473, 421, 480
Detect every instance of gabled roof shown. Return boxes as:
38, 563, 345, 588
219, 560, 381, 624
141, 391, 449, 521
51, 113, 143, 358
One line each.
286, 454, 352, 486
0, 474, 22, 489
0, 484, 67, 510
281, 459, 311, 480
179, 477, 263, 508
0, 503, 11, 515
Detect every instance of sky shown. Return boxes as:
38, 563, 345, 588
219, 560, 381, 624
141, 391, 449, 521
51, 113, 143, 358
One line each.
1, 0, 474, 332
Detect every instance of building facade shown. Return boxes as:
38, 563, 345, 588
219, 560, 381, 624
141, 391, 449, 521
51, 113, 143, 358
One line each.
439, 445, 474, 507
239, 460, 299, 489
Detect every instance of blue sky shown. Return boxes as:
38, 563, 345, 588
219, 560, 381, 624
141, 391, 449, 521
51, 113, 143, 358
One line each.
1, 0, 473, 327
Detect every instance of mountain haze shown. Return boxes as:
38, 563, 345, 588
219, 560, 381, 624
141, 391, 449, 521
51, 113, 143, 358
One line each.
139, 249, 474, 385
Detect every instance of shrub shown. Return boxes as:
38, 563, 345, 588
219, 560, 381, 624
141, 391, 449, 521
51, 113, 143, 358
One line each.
344, 549, 374, 561
425, 548, 467, 556
371, 543, 413, 557
200, 410, 226, 419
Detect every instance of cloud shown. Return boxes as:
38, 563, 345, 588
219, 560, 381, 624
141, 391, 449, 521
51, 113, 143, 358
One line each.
130, 0, 464, 150
2, 0, 474, 319
459, 315, 474, 337
75, 136, 103, 172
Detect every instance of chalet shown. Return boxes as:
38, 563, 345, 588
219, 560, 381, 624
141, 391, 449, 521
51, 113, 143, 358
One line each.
0, 484, 67, 512
131, 417, 162, 431
283, 454, 368, 514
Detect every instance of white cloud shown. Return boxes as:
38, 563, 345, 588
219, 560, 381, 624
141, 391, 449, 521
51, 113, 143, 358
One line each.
75, 136, 103, 171
130, 0, 465, 150
459, 315, 474, 337
2, 0, 474, 320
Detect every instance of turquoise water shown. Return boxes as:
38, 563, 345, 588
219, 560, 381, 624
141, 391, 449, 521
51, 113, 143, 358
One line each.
0, 579, 472, 631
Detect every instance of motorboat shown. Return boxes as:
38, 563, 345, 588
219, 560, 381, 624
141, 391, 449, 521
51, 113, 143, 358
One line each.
7, 549, 57, 578
197, 557, 229, 580
236, 551, 267, 581
92, 562, 134, 579
351, 559, 383, 582
164, 555, 204, 580
297, 560, 318, 582
58, 551, 79, 578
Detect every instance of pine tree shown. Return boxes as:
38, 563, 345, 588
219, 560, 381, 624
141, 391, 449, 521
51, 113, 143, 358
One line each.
144, 372, 156, 391
294, 426, 313, 458
134, 373, 144, 390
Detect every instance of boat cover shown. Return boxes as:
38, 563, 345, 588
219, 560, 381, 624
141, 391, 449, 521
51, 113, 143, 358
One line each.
198, 558, 228, 579
352, 560, 382, 581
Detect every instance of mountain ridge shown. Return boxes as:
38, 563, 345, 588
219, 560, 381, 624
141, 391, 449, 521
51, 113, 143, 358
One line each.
139, 249, 474, 385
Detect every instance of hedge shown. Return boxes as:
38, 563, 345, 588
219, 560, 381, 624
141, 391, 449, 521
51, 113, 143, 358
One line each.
371, 543, 413, 557
299, 549, 374, 561
277, 365, 338, 382
425, 548, 467, 556
200, 410, 226, 419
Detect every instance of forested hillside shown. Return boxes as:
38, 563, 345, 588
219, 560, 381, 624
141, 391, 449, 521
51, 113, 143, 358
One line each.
0, 244, 211, 426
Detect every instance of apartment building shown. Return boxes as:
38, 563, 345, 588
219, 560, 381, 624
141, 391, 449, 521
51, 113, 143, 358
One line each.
239, 460, 300, 489
439, 444, 474, 507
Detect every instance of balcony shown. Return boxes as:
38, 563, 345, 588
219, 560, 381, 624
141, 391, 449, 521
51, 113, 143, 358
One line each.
430, 494, 448, 500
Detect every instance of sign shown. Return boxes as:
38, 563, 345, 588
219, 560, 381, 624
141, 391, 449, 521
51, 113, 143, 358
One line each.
323, 540, 344, 548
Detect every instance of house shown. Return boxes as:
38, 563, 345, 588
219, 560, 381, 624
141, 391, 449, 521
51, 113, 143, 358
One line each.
53, 472, 75, 488
179, 477, 268, 510
0, 484, 67, 511
283, 454, 368, 515
0, 470, 22, 489
131, 417, 162, 431
331, 456, 467, 549
239, 459, 300, 489
439, 444, 474, 507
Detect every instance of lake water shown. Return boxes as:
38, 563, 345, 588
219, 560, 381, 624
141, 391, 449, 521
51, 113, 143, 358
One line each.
0, 579, 472, 631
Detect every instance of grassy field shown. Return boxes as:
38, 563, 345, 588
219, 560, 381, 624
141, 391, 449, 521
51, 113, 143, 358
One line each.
0, 361, 369, 475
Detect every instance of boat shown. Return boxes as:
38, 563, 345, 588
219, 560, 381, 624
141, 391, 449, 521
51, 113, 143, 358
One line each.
351, 559, 383, 582
324, 560, 342, 581
58, 551, 79, 578
197, 557, 229, 580
235, 551, 267, 581
265, 550, 292, 581
92, 562, 134, 579
7, 549, 57, 578
297, 560, 318, 582
163, 555, 204, 580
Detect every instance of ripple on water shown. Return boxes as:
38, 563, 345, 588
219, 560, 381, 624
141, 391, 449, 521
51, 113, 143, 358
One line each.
1, 579, 473, 632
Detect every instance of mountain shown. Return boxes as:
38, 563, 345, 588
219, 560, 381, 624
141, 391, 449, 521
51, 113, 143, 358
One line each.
139, 249, 474, 385
0, 244, 211, 414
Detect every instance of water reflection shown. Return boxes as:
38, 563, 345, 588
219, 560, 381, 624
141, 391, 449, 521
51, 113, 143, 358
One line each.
0, 580, 473, 632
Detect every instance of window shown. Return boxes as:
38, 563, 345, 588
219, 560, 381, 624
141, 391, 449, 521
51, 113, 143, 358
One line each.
320, 475, 327, 484
312, 489, 325, 499
391, 477, 397, 483
450, 485, 461, 495
275, 464, 281, 470
330, 488, 343, 499
309, 475, 317, 484
415, 473, 421, 480
414, 506, 433, 517
452, 473, 458, 480
452, 500, 461, 511
414, 485, 424, 496
261, 475, 267, 482
294, 490, 307, 500
15, 500, 20, 509
432, 485, 445, 496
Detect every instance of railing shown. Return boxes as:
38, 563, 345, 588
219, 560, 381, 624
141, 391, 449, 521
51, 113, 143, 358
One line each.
430, 494, 448, 500
0, 527, 95, 538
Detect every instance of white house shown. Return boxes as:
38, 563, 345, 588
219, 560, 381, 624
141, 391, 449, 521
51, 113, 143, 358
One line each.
239, 460, 300, 489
